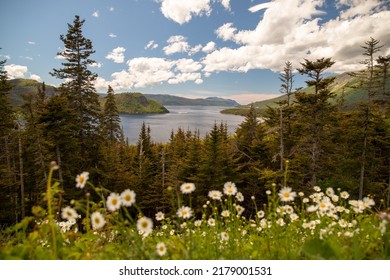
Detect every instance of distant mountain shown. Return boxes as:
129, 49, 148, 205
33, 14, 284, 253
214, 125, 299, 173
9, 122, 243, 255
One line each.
107, 92, 169, 114
8, 79, 56, 106
222, 72, 390, 116
8, 79, 168, 115
144, 94, 240, 107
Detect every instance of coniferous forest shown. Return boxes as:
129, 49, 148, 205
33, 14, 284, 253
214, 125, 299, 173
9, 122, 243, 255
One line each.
0, 16, 389, 260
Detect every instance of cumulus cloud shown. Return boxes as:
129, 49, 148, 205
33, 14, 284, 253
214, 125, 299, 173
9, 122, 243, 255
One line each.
145, 40, 159, 50
27, 41, 36, 45
91, 62, 103, 68
205, 0, 390, 74
106, 47, 126, 63
4, 64, 28, 79
163, 35, 190, 55
95, 56, 204, 91
219, 0, 231, 11
109, 7, 114, 12
109, 33, 117, 38
158, 0, 211, 24
29, 74, 41, 82
202, 41, 216, 53
92, 10, 99, 18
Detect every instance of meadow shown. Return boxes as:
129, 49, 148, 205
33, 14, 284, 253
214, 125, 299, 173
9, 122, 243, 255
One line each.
0, 161, 389, 260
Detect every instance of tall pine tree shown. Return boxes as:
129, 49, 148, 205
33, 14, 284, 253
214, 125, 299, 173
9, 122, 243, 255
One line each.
50, 15, 101, 170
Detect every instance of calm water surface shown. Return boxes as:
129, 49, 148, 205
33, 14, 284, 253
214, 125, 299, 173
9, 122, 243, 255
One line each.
120, 106, 245, 144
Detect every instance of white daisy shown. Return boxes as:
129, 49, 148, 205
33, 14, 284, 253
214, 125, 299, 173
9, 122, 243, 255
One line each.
340, 191, 350, 199
155, 211, 165, 221
207, 218, 216, 227
256, 210, 265, 219
208, 190, 222, 200
107, 192, 121, 212
177, 206, 193, 219
223, 182, 237, 196
194, 220, 202, 227
61, 206, 78, 221
156, 242, 167, 256
120, 189, 136, 207
137, 216, 153, 236
278, 187, 297, 202
91, 211, 105, 230
235, 205, 245, 216
325, 187, 335, 197
180, 183, 196, 194
75, 171, 89, 189
220, 231, 229, 241
221, 210, 230, 218
235, 192, 244, 202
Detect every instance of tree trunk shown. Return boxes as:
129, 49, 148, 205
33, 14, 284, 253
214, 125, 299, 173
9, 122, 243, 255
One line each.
279, 107, 284, 171
18, 126, 25, 219
359, 135, 367, 200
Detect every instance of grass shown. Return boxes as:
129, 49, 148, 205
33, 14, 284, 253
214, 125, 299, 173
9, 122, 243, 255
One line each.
0, 162, 389, 260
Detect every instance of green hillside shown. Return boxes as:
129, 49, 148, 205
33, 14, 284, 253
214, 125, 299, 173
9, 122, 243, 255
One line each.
144, 94, 240, 106
110, 92, 169, 114
8, 79, 56, 106
222, 72, 390, 116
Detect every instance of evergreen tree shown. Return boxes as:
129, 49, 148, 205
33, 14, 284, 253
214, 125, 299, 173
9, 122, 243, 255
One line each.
50, 15, 101, 169
349, 38, 387, 199
234, 105, 271, 205
0, 54, 17, 225
294, 57, 336, 186
102, 85, 122, 143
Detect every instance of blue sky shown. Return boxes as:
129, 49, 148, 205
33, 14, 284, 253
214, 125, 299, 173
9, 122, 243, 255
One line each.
1, 0, 389, 105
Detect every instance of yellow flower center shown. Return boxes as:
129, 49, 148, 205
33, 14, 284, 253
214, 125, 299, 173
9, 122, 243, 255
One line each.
141, 221, 148, 229
112, 198, 118, 205
125, 195, 131, 201
283, 193, 290, 198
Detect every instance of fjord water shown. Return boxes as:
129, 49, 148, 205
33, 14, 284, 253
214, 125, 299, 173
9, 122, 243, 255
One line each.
120, 106, 245, 144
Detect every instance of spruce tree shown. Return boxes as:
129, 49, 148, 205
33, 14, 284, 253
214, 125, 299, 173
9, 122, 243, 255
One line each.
50, 15, 101, 169
102, 85, 122, 143
294, 57, 336, 186
0, 54, 17, 225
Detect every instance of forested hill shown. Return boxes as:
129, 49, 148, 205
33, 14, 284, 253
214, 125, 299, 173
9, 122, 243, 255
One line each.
222, 71, 390, 116
144, 94, 240, 107
8, 79, 169, 114
108, 92, 169, 114
9, 79, 56, 106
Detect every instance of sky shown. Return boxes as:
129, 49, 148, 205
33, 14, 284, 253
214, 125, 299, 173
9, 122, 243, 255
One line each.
1, 0, 390, 105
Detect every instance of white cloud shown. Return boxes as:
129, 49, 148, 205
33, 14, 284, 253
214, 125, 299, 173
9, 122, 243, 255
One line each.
109, 7, 114, 12
29, 74, 41, 82
4, 64, 28, 79
219, 0, 231, 11
215, 23, 237, 41
92, 10, 99, 18
205, 0, 390, 74
190, 44, 202, 55
202, 41, 216, 53
175, 58, 203, 73
158, 0, 211, 24
106, 47, 126, 63
109, 33, 117, 38
27, 41, 36, 45
55, 54, 65, 60
163, 35, 190, 55
91, 62, 103, 68
145, 40, 159, 50
99, 56, 204, 91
